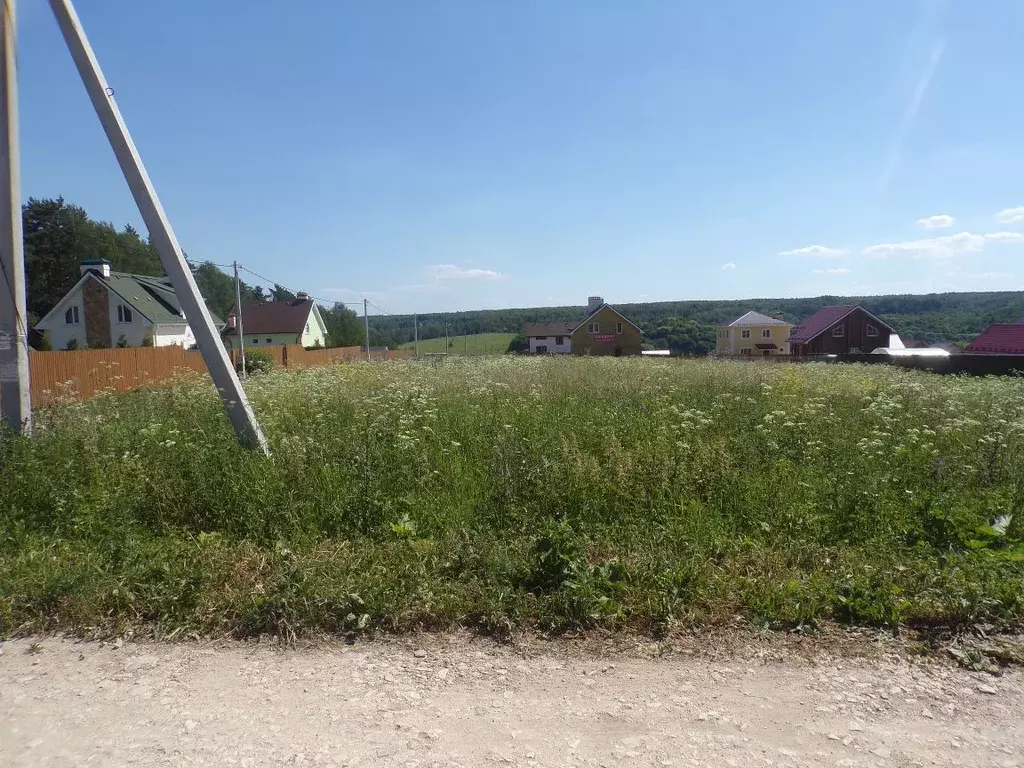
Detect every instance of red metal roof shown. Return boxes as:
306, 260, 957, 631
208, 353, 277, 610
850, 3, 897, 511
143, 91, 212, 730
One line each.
964, 324, 1024, 354
223, 299, 316, 336
788, 305, 893, 343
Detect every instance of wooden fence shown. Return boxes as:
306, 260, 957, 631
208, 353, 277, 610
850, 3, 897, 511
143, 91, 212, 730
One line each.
29, 345, 413, 406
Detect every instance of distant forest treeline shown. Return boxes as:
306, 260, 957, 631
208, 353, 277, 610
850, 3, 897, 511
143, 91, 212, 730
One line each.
372, 293, 1024, 351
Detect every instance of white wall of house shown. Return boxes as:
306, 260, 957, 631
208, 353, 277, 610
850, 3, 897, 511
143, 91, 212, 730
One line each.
300, 307, 327, 348
107, 294, 153, 347
153, 324, 194, 347
227, 332, 299, 350
528, 335, 572, 354
43, 292, 87, 350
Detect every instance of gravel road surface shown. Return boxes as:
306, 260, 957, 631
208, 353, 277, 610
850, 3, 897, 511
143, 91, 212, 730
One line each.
1, 636, 1021, 767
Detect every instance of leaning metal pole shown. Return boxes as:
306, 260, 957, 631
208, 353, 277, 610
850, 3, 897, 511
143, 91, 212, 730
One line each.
0, 0, 30, 434
47, 0, 268, 452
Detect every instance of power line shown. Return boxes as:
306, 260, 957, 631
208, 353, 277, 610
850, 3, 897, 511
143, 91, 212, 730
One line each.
236, 265, 361, 308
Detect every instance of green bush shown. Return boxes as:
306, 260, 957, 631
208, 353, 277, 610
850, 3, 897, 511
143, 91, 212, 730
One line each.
237, 348, 275, 375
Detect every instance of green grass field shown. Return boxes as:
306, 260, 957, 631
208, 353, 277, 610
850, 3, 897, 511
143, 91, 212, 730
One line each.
400, 332, 516, 355
1, 357, 1023, 640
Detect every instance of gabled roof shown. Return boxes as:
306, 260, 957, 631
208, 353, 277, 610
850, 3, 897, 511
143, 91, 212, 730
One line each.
104, 272, 193, 325
223, 298, 318, 336
788, 305, 894, 344
568, 302, 642, 334
964, 324, 1024, 354
722, 311, 792, 327
36, 270, 222, 328
524, 322, 574, 337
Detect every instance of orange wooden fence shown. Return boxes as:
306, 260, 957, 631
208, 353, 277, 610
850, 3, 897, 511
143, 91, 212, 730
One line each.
29, 345, 413, 406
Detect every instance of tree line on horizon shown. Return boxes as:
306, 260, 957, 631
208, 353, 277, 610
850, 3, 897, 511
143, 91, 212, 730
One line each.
21, 197, 1024, 354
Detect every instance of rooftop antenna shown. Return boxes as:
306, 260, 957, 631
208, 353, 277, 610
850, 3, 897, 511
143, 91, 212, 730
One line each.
2, 0, 268, 451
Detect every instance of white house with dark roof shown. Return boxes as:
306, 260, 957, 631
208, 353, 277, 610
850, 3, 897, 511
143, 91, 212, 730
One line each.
221, 293, 327, 350
35, 259, 220, 350
522, 322, 574, 354
715, 311, 794, 356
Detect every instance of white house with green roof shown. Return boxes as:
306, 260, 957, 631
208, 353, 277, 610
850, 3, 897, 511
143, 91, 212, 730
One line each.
35, 259, 221, 350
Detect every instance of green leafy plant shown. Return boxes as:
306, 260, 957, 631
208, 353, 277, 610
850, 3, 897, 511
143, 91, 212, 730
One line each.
238, 348, 274, 375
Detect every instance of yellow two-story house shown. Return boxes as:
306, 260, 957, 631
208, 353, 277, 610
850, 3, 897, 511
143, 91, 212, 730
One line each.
716, 311, 793, 356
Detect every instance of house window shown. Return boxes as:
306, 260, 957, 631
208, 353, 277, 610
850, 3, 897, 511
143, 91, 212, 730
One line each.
741, 348, 752, 356
266, 338, 273, 344
305, 323, 310, 333
555, 336, 564, 344
117, 305, 133, 323
64, 306, 80, 325
616, 322, 622, 334
588, 323, 600, 333
761, 329, 772, 339
866, 324, 879, 337
832, 325, 845, 338
535, 336, 548, 341
741, 329, 751, 339
251, 337, 259, 344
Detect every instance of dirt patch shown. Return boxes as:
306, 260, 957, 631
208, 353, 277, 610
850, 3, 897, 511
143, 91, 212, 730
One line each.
2, 634, 1022, 767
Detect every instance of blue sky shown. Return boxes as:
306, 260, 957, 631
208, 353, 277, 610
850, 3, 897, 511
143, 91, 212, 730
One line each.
16, 0, 1024, 313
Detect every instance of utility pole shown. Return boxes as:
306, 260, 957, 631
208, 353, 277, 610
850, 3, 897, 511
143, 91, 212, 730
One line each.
413, 314, 418, 358
445, 322, 448, 355
0, 0, 31, 435
464, 333, 468, 355
363, 298, 370, 361
47, 0, 267, 452
232, 260, 246, 379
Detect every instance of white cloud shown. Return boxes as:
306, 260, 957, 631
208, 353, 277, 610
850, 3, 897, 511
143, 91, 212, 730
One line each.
778, 245, 849, 259
983, 231, 1024, 244
916, 214, 954, 230
425, 264, 506, 281
995, 206, 1024, 224
721, 262, 737, 271
862, 231, 1024, 260
812, 268, 852, 275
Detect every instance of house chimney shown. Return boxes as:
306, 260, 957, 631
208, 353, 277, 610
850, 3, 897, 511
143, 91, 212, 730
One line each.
226, 312, 236, 330
296, 291, 310, 301
80, 258, 111, 278
588, 296, 603, 312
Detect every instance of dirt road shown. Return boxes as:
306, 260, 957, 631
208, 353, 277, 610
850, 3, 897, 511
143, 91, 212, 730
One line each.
1, 636, 1021, 767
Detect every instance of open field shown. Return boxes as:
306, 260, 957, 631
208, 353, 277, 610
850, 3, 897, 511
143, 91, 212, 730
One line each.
1, 357, 1023, 640
400, 332, 515, 355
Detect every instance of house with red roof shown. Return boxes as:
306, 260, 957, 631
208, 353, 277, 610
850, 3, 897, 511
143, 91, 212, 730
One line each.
222, 293, 328, 351
788, 305, 896, 357
964, 322, 1024, 355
